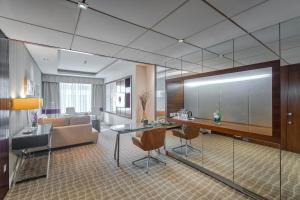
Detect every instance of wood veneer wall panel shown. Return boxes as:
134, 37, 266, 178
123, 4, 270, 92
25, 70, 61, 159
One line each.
280, 67, 288, 149
166, 80, 184, 116
272, 65, 281, 139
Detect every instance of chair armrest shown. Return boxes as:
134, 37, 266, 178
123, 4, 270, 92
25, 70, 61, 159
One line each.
132, 136, 142, 149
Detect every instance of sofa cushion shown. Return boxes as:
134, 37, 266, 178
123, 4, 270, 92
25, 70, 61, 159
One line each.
69, 116, 90, 125
39, 117, 70, 127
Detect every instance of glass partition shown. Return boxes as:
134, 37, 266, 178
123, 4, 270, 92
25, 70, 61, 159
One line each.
280, 16, 300, 65
203, 133, 233, 180
156, 66, 166, 120
233, 139, 281, 199
162, 16, 300, 200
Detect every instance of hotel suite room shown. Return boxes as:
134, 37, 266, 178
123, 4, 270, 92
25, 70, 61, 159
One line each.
0, 0, 300, 200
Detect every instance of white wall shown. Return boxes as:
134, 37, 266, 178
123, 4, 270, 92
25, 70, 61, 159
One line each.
9, 40, 42, 184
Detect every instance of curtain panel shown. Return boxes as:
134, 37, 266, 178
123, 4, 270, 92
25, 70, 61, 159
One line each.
42, 82, 60, 116
60, 82, 92, 113
92, 84, 104, 108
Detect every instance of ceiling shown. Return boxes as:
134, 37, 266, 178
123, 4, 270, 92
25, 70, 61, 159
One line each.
1, 0, 300, 77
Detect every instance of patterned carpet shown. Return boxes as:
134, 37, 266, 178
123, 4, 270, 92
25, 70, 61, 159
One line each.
166, 133, 300, 200
5, 130, 249, 200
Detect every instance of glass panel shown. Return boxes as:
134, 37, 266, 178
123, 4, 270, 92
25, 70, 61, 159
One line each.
281, 150, 300, 199
234, 138, 281, 199
204, 40, 234, 70
234, 34, 279, 67
252, 24, 280, 56
280, 16, 300, 65
203, 133, 233, 180
156, 66, 166, 121
105, 77, 131, 118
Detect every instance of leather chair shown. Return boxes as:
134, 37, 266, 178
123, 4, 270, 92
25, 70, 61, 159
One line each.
132, 128, 166, 173
172, 125, 201, 156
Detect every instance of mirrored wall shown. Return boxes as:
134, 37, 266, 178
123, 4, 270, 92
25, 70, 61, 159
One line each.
157, 15, 300, 200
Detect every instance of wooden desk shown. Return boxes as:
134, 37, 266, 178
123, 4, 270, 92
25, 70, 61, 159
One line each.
168, 117, 279, 144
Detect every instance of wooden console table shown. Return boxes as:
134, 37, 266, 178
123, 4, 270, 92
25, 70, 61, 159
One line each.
167, 117, 278, 144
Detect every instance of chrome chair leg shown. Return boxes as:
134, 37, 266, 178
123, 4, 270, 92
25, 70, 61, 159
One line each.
180, 138, 183, 153
172, 139, 201, 156
185, 140, 188, 157
146, 152, 150, 174
132, 150, 166, 173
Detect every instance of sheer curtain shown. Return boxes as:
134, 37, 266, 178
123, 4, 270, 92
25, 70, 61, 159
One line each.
60, 82, 92, 113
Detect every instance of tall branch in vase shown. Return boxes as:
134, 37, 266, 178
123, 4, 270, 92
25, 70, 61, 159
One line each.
139, 91, 149, 123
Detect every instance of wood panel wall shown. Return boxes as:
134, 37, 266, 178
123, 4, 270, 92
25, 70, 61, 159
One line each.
166, 80, 184, 117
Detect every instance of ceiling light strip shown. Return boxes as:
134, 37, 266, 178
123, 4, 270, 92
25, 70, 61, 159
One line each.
185, 74, 272, 87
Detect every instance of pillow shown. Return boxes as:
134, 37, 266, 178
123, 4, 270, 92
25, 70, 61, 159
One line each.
69, 116, 90, 125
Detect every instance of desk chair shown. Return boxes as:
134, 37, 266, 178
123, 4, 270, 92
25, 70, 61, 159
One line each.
172, 125, 201, 157
132, 128, 166, 173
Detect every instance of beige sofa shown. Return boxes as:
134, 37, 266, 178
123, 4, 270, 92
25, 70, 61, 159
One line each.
38, 116, 99, 149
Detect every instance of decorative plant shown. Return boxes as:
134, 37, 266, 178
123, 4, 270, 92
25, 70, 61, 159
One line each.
31, 111, 38, 127
139, 91, 149, 119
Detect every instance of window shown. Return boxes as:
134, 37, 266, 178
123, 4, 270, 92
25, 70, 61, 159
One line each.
60, 82, 92, 113
105, 76, 131, 118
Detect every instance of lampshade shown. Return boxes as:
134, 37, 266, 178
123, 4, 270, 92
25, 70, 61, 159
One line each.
10, 98, 43, 110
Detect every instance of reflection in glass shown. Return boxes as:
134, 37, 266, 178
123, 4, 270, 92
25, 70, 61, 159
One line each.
203, 133, 233, 180
280, 16, 300, 65
281, 150, 300, 199
234, 139, 281, 199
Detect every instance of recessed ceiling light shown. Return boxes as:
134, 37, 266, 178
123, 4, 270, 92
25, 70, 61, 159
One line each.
178, 39, 184, 43
78, 0, 88, 9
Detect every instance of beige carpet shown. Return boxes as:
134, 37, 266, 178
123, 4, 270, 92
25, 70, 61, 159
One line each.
5, 130, 249, 200
166, 133, 300, 200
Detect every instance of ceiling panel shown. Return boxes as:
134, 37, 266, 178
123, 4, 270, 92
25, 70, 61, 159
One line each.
58, 49, 116, 73
182, 50, 203, 63
72, 36, 123, 57
232, 0, 300, 33
166, 58, 203, 72
142, 54, 170, 66
87, 0, 185, 28
0, 17, 72, 48
115, 48, 150, 62
186, 20, 245, 48
158, 43, 199, 58
153, 0, 225, 39
0, 0, 78, 33
76, 9, 146, 46
207, 0, 266, 17
129, 30, 176, 52
97, 60, 137, 80
25, 44, 58, 74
